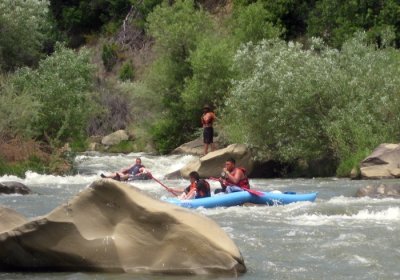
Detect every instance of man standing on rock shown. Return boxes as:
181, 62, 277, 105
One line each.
201, 104, 216, 155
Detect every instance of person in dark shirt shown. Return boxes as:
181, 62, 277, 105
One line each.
101, 157, 149, 181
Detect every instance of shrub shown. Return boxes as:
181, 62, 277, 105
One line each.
119, 60, 135, 81
102, 42, 119, 72
86, 82, 133, 136
11, 43, 95, 145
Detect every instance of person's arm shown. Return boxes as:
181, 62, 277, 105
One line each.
223, 168, 243, 185
120, 164, 134, 174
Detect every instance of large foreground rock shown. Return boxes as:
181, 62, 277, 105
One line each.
180, 144, 253, 178
360, 143, 400, 179
0, 207, 28, 233
0, 180, 246, 275
0, 181, 32, 195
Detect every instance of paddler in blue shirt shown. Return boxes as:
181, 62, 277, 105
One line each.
101, 157, 149, 181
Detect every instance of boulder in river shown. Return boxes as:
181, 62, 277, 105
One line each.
360, 143, 400, 179
0, 181, 32, 195
180, 144, 253, 178
171, 137, 225, 156
0, 179, 246, 275
355, 184, 400, 198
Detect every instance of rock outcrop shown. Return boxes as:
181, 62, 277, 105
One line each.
0, 180, 246, 275
360, 143, 400, 179
0, 181, 32, 195
180, 144, 253, 178
171, 137, 225, 156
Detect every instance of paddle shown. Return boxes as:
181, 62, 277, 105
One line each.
148, 173, 179, 197
208, 177, 264, 197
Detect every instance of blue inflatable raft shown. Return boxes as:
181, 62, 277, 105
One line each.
165, 190, 317, 209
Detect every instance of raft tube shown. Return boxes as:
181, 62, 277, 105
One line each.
165, 191, 317, 209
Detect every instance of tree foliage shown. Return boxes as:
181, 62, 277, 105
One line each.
308, 0, 400, 48
0, 0, 51, 71
223, 34, 400, 174
11, 44, 95, 144
145, 0, 214, 152
49, 0, 131, 46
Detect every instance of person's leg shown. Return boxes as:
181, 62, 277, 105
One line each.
101, 172, 117, 178
225, 185, 243, 193
204, 143, 209, 155
203, 127, 212, 155
210, 127, 215, 152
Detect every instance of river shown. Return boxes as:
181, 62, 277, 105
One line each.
1, 152, 399, 280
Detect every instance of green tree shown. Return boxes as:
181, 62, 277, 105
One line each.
307, 0, 400, 48
145, 0, 213, 152
12, 44, 95, 144
223, 34, 400, 175
231, 0, 282, 43
0, 0, 51, 71
234, 0, 315, 40
0, 75, 40, 138
49, 0, 131, 46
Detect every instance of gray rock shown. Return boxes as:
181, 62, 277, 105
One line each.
355, 184, 400, 198
101, 130, 129, 146
0, 181, 32, 195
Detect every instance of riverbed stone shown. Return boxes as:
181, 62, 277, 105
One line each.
360, 143, 400, 179
0, 180, 246, 275
180, 144, 253, 178
0, 181, 32, 195
355, 184, 400, 198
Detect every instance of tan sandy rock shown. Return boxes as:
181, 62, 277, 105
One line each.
0, 180, 246, 275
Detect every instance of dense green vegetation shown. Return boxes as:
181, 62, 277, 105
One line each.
1, 0, 400, 177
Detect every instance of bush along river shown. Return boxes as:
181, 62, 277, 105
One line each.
0, 152, 399, 280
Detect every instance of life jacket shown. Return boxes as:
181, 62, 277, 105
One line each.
186, 179, 211, 198
128, 164, 144, 175
225, 167, 250, 189
195, 179, 211, 198
201, 112, 215, 127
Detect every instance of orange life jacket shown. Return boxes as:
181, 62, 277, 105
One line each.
225, 167, 250, 189
186, 179, 211, 198
201, 112, 215, 127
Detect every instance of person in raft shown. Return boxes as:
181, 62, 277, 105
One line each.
172, 171, 211, 200
201, 104, 216, 155
101, 157, 149, 181
214, 158, 250, 194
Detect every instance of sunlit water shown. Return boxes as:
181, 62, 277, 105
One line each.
1, 152, 399, 280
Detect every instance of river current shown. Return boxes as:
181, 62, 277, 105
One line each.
1, 152, 399, 280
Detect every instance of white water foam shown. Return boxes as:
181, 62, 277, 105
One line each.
289, 207, 400, 226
